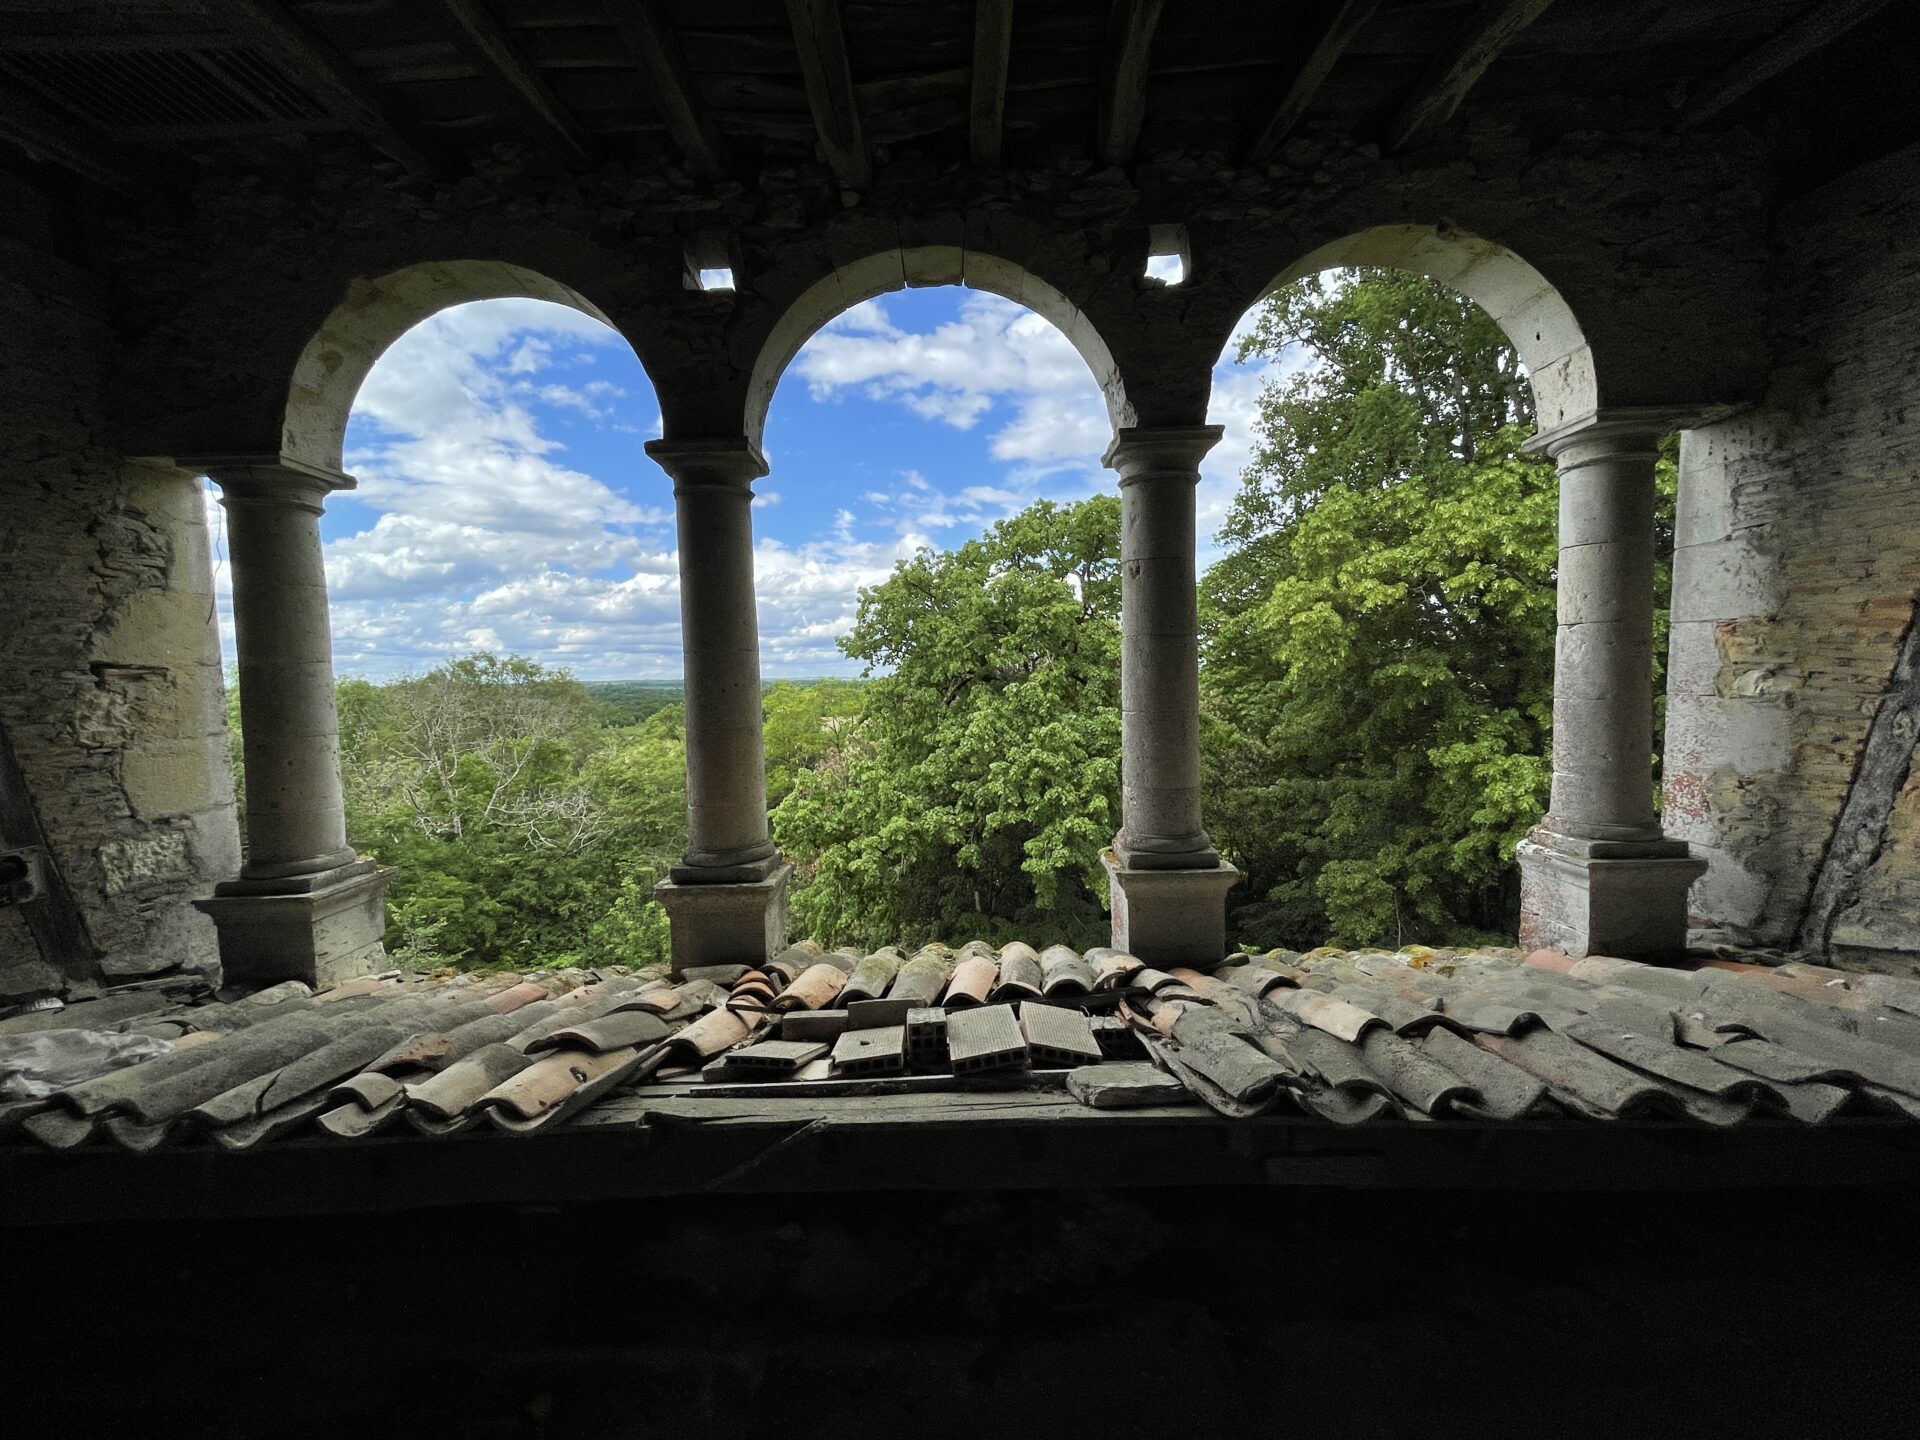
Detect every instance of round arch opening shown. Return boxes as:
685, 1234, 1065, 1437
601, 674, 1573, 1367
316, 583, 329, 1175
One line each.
284, 260, 620, 472
1259, 225, 1598, 433
743, 247, 1135, 453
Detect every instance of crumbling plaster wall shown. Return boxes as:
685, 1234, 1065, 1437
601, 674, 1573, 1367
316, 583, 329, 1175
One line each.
0, 177, 237, 1001
1665, 144, 1920, 972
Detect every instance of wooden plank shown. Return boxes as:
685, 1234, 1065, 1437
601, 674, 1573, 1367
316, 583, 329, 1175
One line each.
199, 0, 447, 174
784, 0, 869, 188
1383, 0, 1558, 153
969, 0, 1013, 165
1679, 0, 1894, 130
1097, 0, 1166, 165
602, 0, 729, 178
1244, 0, 1382, 162
435, 1, 593, 162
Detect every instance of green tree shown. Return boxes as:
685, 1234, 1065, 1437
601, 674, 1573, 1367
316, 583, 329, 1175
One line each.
1201, 268, 1674, 949
335, 654, 686, 970
774, 498, 1122, 949
762, 678, 864, 807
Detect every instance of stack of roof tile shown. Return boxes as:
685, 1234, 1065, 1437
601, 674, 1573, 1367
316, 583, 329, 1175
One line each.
4, 941, 1919, 1153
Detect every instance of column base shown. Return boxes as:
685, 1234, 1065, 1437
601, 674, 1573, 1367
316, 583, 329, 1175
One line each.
654, 863, 791, 972
1102, 850, 1239, 969
1517, 829, 1707, 961
195, 861, 393, 989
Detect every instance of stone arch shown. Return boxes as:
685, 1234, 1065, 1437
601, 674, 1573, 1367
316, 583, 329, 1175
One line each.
282, 259, 619, 472
743, 247, 1135, 452
1260, 224, 1599, 433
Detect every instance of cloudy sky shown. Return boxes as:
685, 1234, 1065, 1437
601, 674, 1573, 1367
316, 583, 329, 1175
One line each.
209, 285, 1291, 681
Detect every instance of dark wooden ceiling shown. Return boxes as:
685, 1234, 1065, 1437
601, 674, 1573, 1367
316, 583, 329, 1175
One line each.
0, 1, 1908, 195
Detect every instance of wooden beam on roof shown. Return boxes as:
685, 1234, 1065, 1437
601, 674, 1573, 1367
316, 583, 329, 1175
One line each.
436, 0, 594, 164
1244, 0, 1382, 163
0, 85, 150, 196
1098, 0, 1166, 166
1384, 0, 1558, 153
970, 0, 1014, 167
601, 0, 729, 180
200, 0, 447, 174
1678, 0, 1893, 130
785, 0, 869, 190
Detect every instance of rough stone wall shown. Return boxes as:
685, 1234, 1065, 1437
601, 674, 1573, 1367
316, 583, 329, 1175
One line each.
0, 179, 238, 1001
1665, 145, 1920, 972
103, 116, 1774, 458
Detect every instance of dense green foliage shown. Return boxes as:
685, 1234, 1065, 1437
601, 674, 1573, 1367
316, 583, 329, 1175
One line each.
771, 499, 1122, 950
580, 681, 684, 728
336, 654, 684, 969
245, 269, 1675, 966
1200, 269, 1673, 949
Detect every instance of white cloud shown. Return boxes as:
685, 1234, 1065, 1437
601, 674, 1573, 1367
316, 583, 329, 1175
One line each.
199, 289, 1317, 685
794, 291, 1110, 479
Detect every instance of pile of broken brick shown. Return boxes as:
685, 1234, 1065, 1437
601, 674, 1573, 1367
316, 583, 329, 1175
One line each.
5, 939, 1920, 1152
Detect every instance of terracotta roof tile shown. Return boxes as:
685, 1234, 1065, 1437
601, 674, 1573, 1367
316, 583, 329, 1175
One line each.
12, 945, 1920, 1154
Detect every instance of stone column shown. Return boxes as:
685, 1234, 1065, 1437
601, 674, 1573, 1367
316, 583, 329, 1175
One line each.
1519, 411, 1705, 959
646, 438, 789, 969
1099, 425, 1237, 966
194, 457, 389, 987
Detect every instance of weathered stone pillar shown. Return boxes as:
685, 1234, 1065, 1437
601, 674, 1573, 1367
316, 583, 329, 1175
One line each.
646, 438, 789, 968
194, 458, 389, 987
1100, 425, 1237, 965
1519, 411, 1705, 958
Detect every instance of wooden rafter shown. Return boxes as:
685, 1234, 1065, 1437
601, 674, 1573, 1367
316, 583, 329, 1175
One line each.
1385, 0, 1558, 153
1678, 0, 1893, 130
0, 84, 149, 196
1245, 0, 1382, 163
970, 0, 1014, 167
1098, 0, 1166, 166
785, 0, 869, 190
601, 0, 728, 180
200, 0, 445, 174
437, 0, 594, 164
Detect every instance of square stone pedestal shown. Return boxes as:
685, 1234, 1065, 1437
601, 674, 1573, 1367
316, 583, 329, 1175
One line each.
196, 863, 393, 988
1517, 831, 1707, 960
654, 864, 791, 971
1102, 851, 1239, 968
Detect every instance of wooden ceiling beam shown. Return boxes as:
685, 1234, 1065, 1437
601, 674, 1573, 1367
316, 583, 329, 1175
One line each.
1678, 0, 1893, 130
436, 0, 594, 165
970, 0, 1014, 167
1385, 0, 1558, 153
601, 0, 729, 181
1098, 0, 1166, 166
199, 0, 447, 174
0, 85, 150, 196
785, 0, 869, 190
1245, 0, 1382, 163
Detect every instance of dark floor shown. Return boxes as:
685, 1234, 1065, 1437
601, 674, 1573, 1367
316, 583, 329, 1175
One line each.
8, 1182, 1918, 1438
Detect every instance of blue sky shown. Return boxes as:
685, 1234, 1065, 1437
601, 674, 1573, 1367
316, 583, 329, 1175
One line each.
210, 285, 1289, 680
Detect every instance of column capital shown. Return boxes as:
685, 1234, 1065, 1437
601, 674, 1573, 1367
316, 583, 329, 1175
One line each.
1102, 424, 1224, 481
1526, 406, 1736, 465
195, 454, 356, 512
646, 436, 769, 492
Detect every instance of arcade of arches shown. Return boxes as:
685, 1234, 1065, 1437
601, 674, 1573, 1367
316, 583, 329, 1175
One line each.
4, 2, 1919, 999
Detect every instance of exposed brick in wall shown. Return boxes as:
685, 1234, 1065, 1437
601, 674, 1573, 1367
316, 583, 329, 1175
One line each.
1665, 145, 1920, 972
0, 189, 238, 1001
